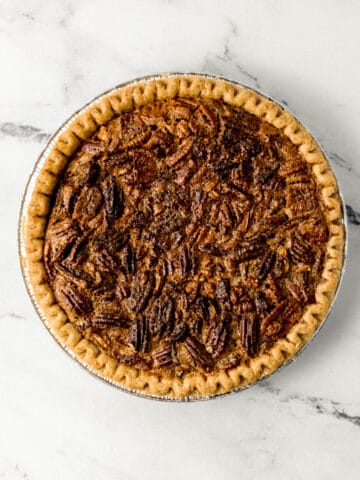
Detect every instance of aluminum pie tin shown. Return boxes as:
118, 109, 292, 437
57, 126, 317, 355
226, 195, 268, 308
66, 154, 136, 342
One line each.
18, 73, 348, 402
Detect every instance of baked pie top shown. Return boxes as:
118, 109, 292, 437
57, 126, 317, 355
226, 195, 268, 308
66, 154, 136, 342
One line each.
21, 75, 345, 398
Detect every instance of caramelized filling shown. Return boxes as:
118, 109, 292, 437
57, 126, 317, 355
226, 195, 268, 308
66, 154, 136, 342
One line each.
44, 98, 328, 375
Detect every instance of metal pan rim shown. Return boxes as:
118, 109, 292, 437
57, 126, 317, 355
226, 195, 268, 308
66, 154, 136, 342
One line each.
18, 72, 348, 402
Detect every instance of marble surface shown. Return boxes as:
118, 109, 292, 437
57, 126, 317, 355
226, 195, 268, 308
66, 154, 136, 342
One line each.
0, 0, 359, 478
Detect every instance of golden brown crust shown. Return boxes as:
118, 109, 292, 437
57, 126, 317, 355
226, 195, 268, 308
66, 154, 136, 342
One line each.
21, 74, 345, 399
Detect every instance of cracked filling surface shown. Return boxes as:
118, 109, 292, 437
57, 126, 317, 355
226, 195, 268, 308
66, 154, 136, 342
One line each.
44, 97, 329, 376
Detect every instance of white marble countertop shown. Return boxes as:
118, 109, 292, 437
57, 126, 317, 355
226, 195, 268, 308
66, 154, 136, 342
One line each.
1, 0, 359, 478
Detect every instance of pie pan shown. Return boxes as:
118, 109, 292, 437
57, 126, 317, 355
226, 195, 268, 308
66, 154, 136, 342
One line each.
18, 73, 347, 401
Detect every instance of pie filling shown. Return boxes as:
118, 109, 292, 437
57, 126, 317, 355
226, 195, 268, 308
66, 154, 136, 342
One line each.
44, 97, 329, 377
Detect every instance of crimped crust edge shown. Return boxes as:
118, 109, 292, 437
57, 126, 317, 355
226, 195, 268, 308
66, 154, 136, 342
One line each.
21, 74, 345, 399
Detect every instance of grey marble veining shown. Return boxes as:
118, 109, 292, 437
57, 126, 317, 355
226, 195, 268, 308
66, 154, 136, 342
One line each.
259, 381, 360, 428
1, 1, 360, 479
0, 123, 50, 143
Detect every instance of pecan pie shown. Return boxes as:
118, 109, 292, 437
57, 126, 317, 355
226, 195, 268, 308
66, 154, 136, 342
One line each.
21, 74, 345, 399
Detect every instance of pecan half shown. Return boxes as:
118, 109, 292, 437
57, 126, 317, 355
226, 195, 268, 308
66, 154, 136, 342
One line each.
166, 137, 193, 166
55, 262, 93, 287
206, 321, 228, 359
286, 282, 312, 305
147, 129, 174, 149
103, 175, 124, 219
168, 101, 192, 120
286, 183, 317, 216
261, 300, 288, 333
219, 201, 234, 228
254, 291, 270, 316
216, 279, 230, 300
241, 315, 260, 357
73, 186, 102, 221
116, 353, 153, 370
289, 234, 314, 264
117, 113, 150, 150
57, 282, 91, 316
122, 243, 136, 274
128, 271, 154, 313
236, 242, 266, 263
61, 185, 78, 216
48, 219, 78, 242
189, 104, 218, 137
93, 229, 129, 254
81, 141, 104, 154
217, 353, 241, 370
106, 152, 133, 167
153, 344, 175, 368
128, 316, 150, 353
257, 251, 276, 281
178, 245, 197, 278
188, 296, 210, 336
149, 295, 174, 338
238, 298, 255, 314
168, 321, 188, 342
134, 151, 157, 184
183, 337, 213, 371
300, 217, 329, 244
279, 158, 306, 176
175, 166, 195, 185
66, 236, 88, 264
91, 311, 127, 328
93, 249, 117, 272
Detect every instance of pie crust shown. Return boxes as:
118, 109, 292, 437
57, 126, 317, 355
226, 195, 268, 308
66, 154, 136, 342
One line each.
20, 74, 345, 399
